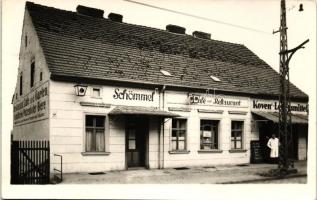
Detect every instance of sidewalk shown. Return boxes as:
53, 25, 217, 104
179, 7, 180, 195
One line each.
59, 161, 307, 184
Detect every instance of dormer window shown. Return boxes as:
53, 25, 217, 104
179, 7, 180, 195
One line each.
30, 61, 35, 88
160, 69, 173, 77
210, 75, 221, 82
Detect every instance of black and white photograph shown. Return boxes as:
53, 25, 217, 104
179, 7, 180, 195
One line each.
2, 0, 316, 199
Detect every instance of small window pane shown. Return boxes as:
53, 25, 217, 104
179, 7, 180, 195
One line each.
172, 141, 177, 150
96, 130, 105, 151
128, 130, 136, 139
93, 88, 100, 97
95, 116, 104, 127
172, 130, 177, 137
236, 141, 242, 149
86, 116, 94, 126
86, 129, 93, 152
179, 130, 185, 138
178, 141, 185, 150
231, 141, 235, 149
129, 140, 136, 150
179, 119, 186, 129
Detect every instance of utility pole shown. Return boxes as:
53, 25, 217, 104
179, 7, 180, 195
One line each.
275, 0, 309, 175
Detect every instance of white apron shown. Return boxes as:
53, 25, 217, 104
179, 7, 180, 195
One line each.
267, 138, 279, 158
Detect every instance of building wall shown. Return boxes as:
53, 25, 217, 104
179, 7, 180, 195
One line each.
49, 81, 309, 173
161, 91, 252, 168
49, 81, 161, 173
12, 9, 50, 140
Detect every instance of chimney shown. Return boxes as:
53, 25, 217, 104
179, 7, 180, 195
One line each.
76, 5, 104, 18
166, 24, 186, 34
108, 13, 123, 23
192, 31, 211, 40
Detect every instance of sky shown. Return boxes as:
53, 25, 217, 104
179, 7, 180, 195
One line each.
2, 0, 316, 198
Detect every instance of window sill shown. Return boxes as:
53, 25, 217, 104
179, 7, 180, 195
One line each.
91, 96, 102, 99
229, 149, 247, 153
168, 150, 190, 154
198, 150, 223, 153
81, 152, 111, 156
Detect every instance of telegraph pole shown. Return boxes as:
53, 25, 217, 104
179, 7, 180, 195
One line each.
275, 0, 309, 175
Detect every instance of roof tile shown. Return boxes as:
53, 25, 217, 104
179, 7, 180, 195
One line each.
25, 2, 307, 99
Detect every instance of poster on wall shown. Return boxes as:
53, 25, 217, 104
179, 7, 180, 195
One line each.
13, 81, 49, 126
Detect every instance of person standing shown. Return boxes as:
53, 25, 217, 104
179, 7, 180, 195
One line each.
267, 134, 279, 164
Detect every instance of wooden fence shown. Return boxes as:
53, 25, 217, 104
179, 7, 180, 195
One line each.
11, 140, 50, 184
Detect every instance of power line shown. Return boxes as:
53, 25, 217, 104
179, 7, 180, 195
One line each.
123, 0, 271, 35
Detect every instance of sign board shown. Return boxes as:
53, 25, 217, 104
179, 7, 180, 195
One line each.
250, 140, 263, 164
113, 88, 155, 102
252, 99, 308, 113
188, 93, 248, 107
13, 82, 49, 125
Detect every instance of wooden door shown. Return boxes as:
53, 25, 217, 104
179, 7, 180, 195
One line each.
126, 116, 147, 168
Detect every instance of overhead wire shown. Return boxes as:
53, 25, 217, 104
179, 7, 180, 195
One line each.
123, 0, 271, 35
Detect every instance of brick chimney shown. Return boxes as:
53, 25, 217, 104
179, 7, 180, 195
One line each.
166, 24, 186, 34
108, 13, 123, 23
76, 5, 104, 18
192, 31, 211, 40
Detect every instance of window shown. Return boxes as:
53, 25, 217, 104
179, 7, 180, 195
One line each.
172, 119, 187, 151
30, 61, 35, 88
85, 115, 105, 152
25, 35, 27, 48
200, 120, 219, 150
231, 121, 244, 149
40, 71, 43, 81
92, 88, 101, 98
19, 74, 23, 96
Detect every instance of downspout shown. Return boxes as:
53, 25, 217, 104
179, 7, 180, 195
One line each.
162, 85, 166, 169
158, 86, 161, 169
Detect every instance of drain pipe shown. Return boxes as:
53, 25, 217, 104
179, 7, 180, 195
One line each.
157, 87, 161, 169
162, 85, 166, 169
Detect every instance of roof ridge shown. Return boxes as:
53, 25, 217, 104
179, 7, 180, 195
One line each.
24, 1, 308, 99
26, 1, 247, 48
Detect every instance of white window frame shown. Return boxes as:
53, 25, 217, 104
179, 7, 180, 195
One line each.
230, 120, 245, 150
170, 117, 188, 151
91, 87, 102, 99
82, 112, 109, 155
199, 119, 220, 150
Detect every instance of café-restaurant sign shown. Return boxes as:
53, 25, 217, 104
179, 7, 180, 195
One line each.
188, 93, 248, 107
13, 82, 49, 125
252, 99, 308, 113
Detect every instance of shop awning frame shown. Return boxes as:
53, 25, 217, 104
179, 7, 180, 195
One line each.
252, 111, 308, 124
108, 106, 180, 118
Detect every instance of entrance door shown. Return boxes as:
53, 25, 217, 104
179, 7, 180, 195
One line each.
126, 116, 148, 168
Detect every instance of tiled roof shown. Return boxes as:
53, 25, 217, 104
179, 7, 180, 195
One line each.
25, 2, 308, 99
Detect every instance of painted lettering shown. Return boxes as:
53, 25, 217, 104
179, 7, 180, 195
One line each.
113, 88, 155, 102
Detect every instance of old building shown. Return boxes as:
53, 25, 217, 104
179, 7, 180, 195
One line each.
12, 2, 308, 174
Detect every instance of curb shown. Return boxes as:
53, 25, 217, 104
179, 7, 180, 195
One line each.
220, 173, 307, 184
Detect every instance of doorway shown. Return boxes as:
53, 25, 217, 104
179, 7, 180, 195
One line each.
125, 116, 148, 168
